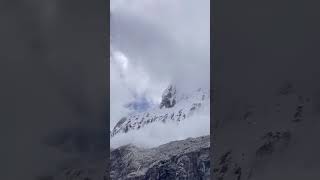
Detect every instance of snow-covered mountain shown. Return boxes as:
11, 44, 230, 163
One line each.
110, 85, 210, 138
110, 135, 210, 180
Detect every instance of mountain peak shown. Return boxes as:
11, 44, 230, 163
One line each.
160, 84, 177, 109
110, 85, 209, 138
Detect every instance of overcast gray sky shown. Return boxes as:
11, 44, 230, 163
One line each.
110, 0, 210, 130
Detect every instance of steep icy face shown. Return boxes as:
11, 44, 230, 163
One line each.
110, 85, 209, 138
110, 135, 210, 180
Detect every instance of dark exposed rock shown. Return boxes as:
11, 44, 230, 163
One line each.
110, 136, 210, 180
160, 85, 177, 109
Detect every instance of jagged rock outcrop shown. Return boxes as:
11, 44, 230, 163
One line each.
160, 85, 177, 109
110, 136, 210, 180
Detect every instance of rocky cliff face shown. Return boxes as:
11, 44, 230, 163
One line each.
159, 85, 177, 109
110, 135, 210, 180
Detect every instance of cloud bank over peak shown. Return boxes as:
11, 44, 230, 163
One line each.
110, 0, 210, 130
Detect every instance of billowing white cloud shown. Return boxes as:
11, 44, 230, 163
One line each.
111, 103, 210, 148
110, 47, 168, 129
110, 0, 210, 133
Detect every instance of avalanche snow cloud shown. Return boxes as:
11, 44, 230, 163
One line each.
110, 0, 210, 147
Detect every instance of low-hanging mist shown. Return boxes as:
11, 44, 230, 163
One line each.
110, 104, 210, 148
